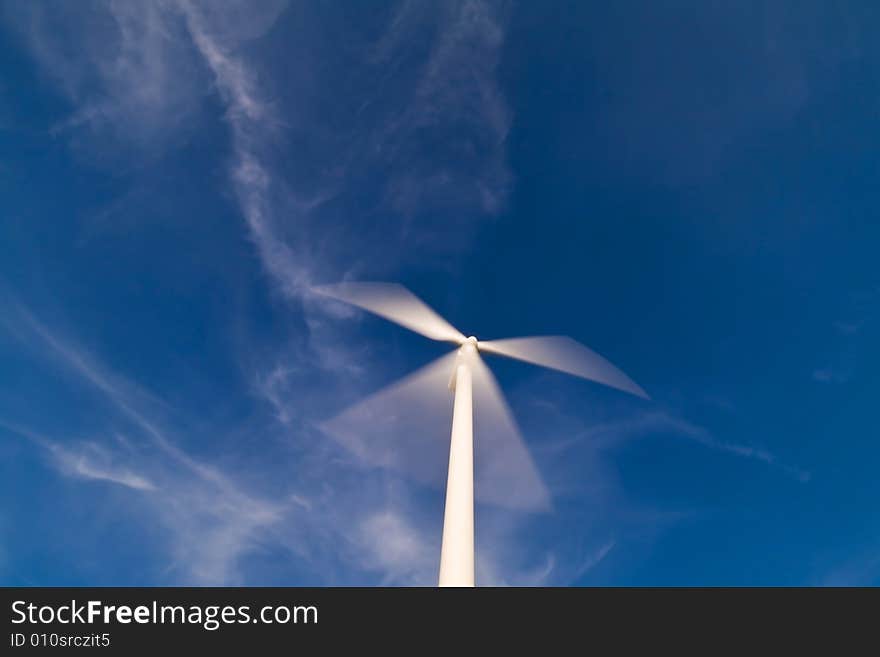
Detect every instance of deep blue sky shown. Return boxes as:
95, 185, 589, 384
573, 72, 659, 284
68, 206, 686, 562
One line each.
1, 1, 878, 586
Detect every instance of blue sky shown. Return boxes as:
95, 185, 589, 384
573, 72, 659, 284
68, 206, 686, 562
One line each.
1, 1, 878, 586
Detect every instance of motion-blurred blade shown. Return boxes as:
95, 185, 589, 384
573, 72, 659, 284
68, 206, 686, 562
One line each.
468, 353, 552, 512
318, 350, 551, 512
478, 336, 649, 399
313, 282, 465, 344
318, 352, 458, 488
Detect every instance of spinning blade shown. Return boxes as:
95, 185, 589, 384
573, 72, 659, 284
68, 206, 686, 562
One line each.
479, 336, 648, 399
313, 282, 465, 344
468, 351, 551, 512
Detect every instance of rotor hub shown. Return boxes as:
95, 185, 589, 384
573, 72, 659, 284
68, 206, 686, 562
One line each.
461, 336, 479, 354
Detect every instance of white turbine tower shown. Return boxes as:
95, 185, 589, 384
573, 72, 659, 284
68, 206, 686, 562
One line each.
314, 282, 647, 587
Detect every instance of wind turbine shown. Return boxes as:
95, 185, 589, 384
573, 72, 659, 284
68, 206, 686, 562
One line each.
314, 282, 647, 587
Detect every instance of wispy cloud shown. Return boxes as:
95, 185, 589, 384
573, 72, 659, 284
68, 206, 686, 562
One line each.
3, 1, 292, 162
488, 539, 615, 587
46, 440, 157, 491
356, 510, 438, 586
4, 420, 284, 586
646, 412, 811, 483
535, 404, 811, 483
533, 400, 811, 483
186, 0, 516, 311
4, 2, 202, 162
373, 0, 512, 218
0, 303, 288, 584
178, 0, 326, 308
0, 421, 154, 492
572, 540, 616, 581
2, 301, 236, 489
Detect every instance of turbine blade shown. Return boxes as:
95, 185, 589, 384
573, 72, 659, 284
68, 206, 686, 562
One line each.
318, 350, 551, 512
318, 352, 458, 488
478, 336, 649, 399
313, 282, 465, 344
468, 353, 552, 512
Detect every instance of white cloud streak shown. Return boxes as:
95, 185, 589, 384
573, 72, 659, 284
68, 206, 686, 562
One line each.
47, 440, 157, 491
5, 1, 204, 161
0, 304, 287, 584
374, 0, 512, 217
356, 510, 438, 586
178, 0, 317, 302
0, 421, 155, 492
578, 409, 812, 483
